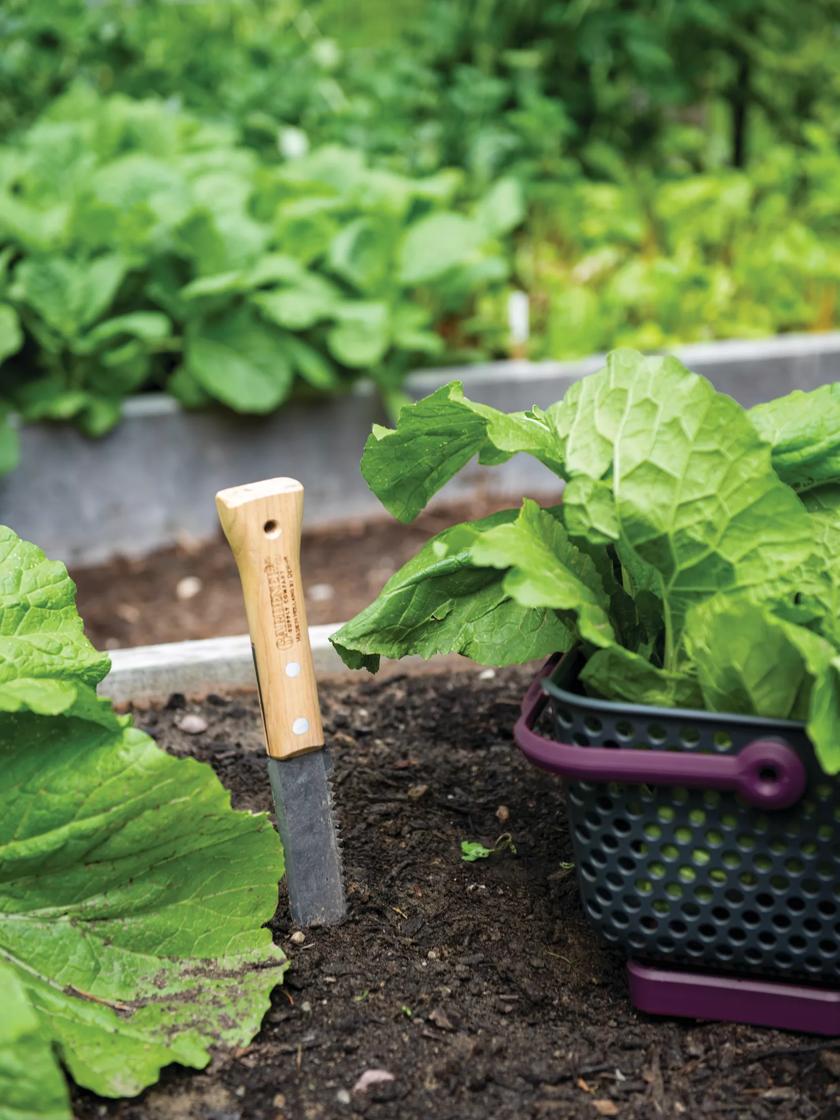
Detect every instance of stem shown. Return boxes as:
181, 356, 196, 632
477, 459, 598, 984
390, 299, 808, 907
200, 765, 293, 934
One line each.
659, 574, 675, 673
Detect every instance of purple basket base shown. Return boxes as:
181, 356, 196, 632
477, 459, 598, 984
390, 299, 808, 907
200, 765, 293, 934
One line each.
628, 960, 840, 1036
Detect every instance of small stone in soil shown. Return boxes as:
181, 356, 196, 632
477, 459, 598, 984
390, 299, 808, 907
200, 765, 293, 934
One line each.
175, 713, 209, 734
308, 582, 335, 602
176, 575, 203, 600
496, 804, 510, 823
290, 931, 306, 945
353, 1069, 395, 1094
115, 602, 141, 624
428, 1008, 455, 1031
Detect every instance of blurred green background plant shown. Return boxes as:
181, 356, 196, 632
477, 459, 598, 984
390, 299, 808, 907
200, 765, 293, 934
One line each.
1, 0, 840, 467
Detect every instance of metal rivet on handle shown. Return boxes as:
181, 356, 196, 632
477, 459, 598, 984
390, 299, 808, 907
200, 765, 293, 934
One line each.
292, 717, 310, 735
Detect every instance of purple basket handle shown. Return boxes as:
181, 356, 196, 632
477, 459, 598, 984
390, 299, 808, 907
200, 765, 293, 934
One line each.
514, 660, 807, 811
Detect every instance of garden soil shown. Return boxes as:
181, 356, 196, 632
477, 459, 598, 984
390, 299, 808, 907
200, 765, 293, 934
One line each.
73, 668, 840, 1120
70, 496, 544, 650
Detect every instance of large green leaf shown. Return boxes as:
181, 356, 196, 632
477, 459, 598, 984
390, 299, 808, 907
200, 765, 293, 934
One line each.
283, 335, 340, 390
473, 178, 525, 238
684, 596, 809, 720
398, 213, 484, 285
11, 255, 126, 338
0, 700, 286, 1100
82, 311, 172, 350
750, 383, 840, 491
465, 500, 615, 649
795, 485, 840, 647
326, 301, 390, 367
0, 526, 286, 1111
773, 621, 840, 775
579, 645, 702, 709
330, 510, 572, 672
253, 275, 339, 330
360, 381, 564, 523
0, 527, 109, 712
327, 217, 393, 292
0, 963, 69, 1120
554, 350, 815, 658
186, 306, 293, 412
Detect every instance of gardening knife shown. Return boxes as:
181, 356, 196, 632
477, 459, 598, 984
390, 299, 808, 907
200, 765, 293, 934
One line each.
216, 477, 346, 927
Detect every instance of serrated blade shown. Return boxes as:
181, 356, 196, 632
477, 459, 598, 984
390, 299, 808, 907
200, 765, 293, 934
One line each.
268, 749, 346, 927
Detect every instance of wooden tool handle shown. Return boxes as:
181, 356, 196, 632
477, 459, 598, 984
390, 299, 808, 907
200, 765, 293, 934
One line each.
216, 478, 324, 760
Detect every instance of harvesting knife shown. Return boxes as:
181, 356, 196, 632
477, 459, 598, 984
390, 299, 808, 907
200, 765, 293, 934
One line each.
216, 478, 346, 927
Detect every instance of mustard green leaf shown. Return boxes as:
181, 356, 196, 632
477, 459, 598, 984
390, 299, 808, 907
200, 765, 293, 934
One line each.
775, 622, 840, 775
580, 645, 702, 709
684, 596, 810, 720
0, 963, 70, 1120
0, 526, 110, 704
799, 485, 840, 646
185, 306, 293, 412
562, 476, 618, 544
467, 500, 615, 649
330, 509, 572, 671
750, 383, 840, 491
12, 255, 125, 337
0, 706, 287, 1099
0, 527, 287, 1107
326, 301, 390, 367
360, 381, 563, 523
555, 349, 815, 653
398, 212, 484, 285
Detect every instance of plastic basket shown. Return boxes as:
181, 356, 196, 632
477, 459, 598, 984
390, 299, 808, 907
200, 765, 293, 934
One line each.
514, 652, 840, 1034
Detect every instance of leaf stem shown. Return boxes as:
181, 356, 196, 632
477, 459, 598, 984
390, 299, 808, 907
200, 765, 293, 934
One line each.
659, 574, 675, 673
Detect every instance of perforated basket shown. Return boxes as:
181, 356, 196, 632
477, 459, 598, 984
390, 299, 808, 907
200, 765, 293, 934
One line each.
514, 653, 840, 987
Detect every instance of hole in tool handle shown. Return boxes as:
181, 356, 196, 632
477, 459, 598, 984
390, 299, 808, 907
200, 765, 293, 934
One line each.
263, 519, 282, 539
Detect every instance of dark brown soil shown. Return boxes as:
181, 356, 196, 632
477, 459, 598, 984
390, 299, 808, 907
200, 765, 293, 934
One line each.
73, 669, 840, 1120
70, 496, 550, 650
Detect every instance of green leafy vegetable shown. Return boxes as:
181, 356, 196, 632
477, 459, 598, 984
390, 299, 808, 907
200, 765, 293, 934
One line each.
0, 964, 70, 1120
331, 510, 572, 672
0, 525, 286, 1116
460, 834, 517, 862
749, 384, 840, 492
360, 382, 563, 523
333, 350, 840, 773
0, 87, 516, 473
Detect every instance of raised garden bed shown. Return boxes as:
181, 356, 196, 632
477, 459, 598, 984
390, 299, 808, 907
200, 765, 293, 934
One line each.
5, 332, 840, 565
71, 497, 538, 650
72, 668, 840, 1119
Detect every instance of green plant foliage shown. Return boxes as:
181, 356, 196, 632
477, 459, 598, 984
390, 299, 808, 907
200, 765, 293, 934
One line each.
500, 140, 840, 358
460, 834, 517, 862
0, 966, 70, 1120
0, 87, 515, 467
0, 525, 287, 1117
332, 352, 840, 772
3, 0, 840, 476
7, 1, 838, 184
330, 509, 572, 672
